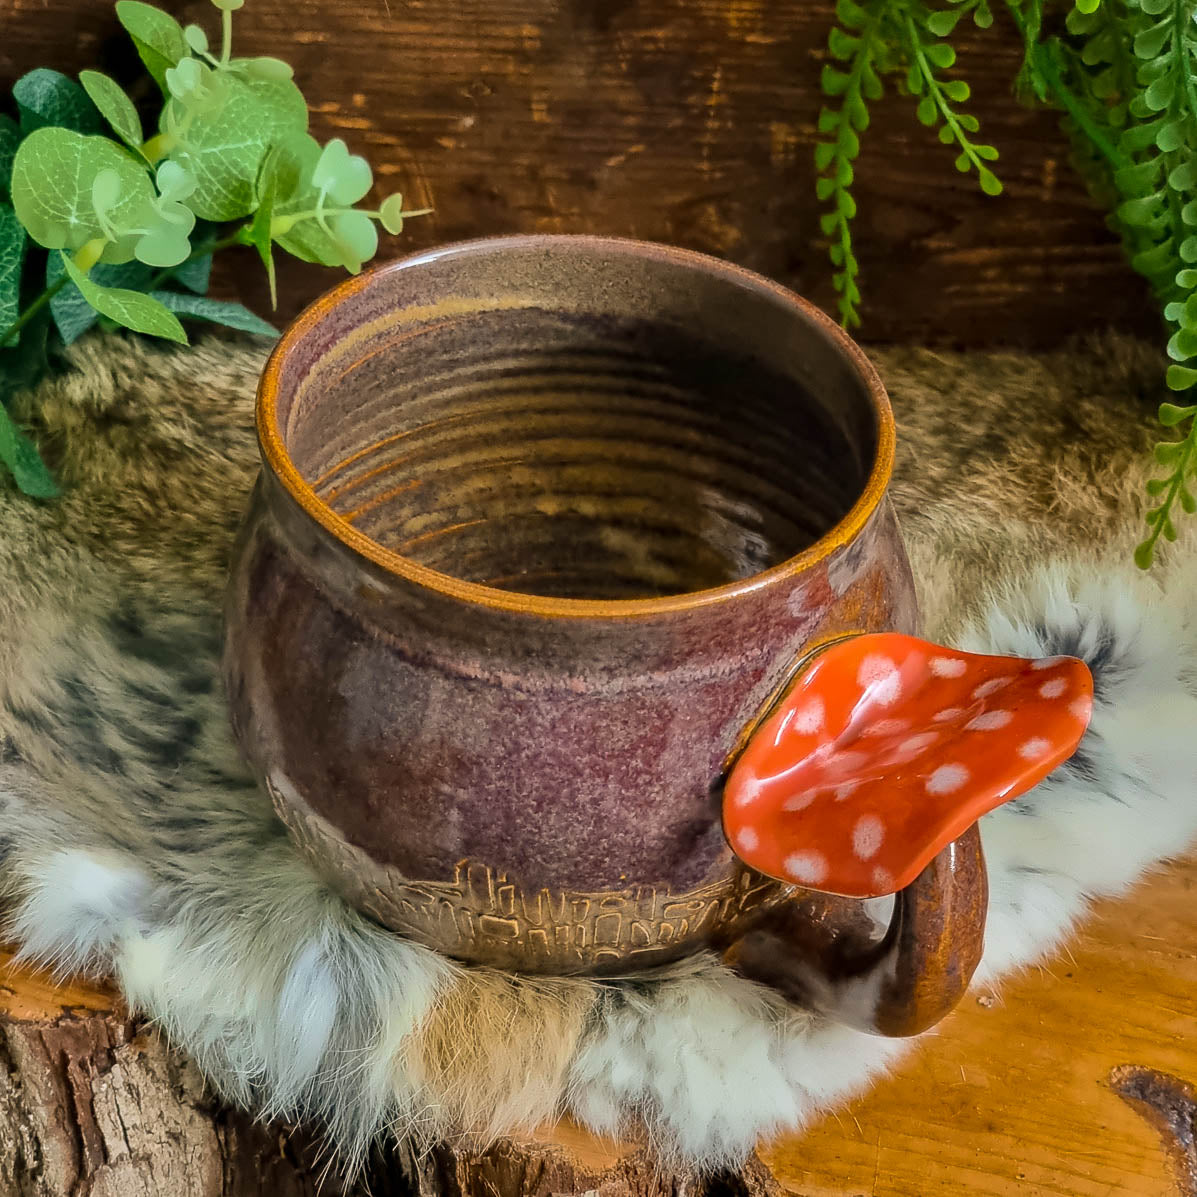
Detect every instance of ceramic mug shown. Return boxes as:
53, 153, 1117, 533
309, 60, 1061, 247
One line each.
224, 235, 1092, 1036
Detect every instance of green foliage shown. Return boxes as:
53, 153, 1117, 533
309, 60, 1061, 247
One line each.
115, 1, 189, 90
0, 207, 25, 336
11, 128, 156, 263
816, 0, 1000, 326
60, 253, 187, 343
816, 0, 1197, 564
13, 69, 102, 135
0, 0, 432, 499
79, 71, 144, 150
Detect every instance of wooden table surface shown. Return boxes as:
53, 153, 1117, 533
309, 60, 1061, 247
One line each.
3, 853, 1194, 1195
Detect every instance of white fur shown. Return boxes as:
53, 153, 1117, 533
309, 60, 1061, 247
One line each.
1, 554, 1195, 1175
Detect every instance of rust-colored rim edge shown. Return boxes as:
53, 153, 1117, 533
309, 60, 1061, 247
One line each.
257, 234, 897, 620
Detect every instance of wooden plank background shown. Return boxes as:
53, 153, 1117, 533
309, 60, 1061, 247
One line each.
0, 0, 1158, 346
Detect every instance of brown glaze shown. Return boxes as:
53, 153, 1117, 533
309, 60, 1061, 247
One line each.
723, 824, 987, 1036
224, 235, 988, 1028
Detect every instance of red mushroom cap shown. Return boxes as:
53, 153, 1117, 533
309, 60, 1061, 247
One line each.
723, 633, 1093, 898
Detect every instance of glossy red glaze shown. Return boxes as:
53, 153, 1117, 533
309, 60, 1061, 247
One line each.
723, 633, 1094, 898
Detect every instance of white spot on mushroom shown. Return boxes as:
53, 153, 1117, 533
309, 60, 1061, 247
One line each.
897, 731, 939, 756
735, 826, 759, 853
792, 697, 826, 734
930, 656, 967, 678
871, 866, 896, 893
1032, 656, 1066, 671
932, 706, 965, 722
835, 781, 861, 800
972, 677, 1011, 700
733, 768, 764, 807
784, 850, 829, 885
1070, 695, 1093, 720
857, 654, 902, 706
927, 763, 970, 794
823, 749, 867, 774
1039, 677, 1067, 699
852, 815, 885, 860
862, 717, 911, 737
1018, 737, 1051, 760
782, 791, 816, 812
966, 709, 1013, 731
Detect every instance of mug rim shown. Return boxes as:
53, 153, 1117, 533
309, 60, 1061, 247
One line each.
256, 233, 896, 620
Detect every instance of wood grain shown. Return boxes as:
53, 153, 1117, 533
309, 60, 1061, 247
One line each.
0, 0, 1158, 347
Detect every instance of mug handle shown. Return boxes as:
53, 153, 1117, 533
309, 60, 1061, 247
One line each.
720, 632, 1092, 1036
725, 824, 986, 1036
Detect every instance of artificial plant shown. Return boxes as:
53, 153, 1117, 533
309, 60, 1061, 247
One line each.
816, 0, 1197, 565
0, 0, 427, 497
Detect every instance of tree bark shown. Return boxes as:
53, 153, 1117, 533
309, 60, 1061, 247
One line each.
0, 951, 783, 1197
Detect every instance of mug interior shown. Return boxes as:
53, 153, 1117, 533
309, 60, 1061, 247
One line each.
268, 237, 883, 601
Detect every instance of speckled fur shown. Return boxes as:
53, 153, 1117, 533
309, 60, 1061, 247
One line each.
0, 330, 1194, 1175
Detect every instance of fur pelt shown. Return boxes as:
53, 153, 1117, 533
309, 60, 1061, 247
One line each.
0, 331, 1193, 1175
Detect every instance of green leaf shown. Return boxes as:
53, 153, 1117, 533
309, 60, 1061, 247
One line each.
0, 204, 25, 339
816, 175, 837, 200
46, 252, 153, 345
1157, 120, 1186, 153
0, 400, 58, 498
977, 166, 1002, 195
166, 74, 309, 221
0, 117, 20, 199
817, 108, 840, 134
1134, 537, 1156, 570
1169, 161, 1197, 191
12, 69, 102, 135
10, 128, 154, 263
1114, 157, 1162, 191
1177, 268, 1197, 288
974, 143, 999, 161
917, 97, 938, 126
116, 1, 189, 91
820, 211, 839, 235
78, 71, 143, 150
815, 142, 836, 171
173, 251, 212, 294
926, 10, 960, 36
1160, 402, 1197, 425
828, 27, 859, 61
1133, 21, 1171, 60
1182, 235, 1197, 263
1167, 364, 1197, 389
1167, 327, 1197, 358
150, 290, 278, 336
942, 80, 970, 102
1120, 118, 1167, 155
835, 0, 869, 28
822, 66, 851, 97
60, 253, 187, 343
1134, 241, 1179, 276
906, 63, 924, 95
1144, 73, 1175, 112
924, 43, 956, 69
1118, 195, 1163, 227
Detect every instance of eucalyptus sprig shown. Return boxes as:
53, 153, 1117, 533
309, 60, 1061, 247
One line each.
0, 0, 429, 497
815, 0, 1197, 565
